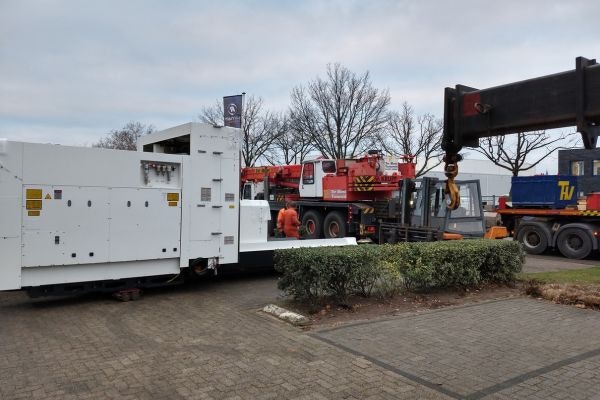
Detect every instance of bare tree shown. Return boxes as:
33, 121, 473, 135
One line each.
198, 100, 223, 126
264, 114, 314, 165
199, 95, 284, 167
94, 121, 154, 150
289, 63, 390, 159
381, 102, 443, 177
475, 131, 574, 176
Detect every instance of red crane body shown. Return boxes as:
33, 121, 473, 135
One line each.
240, 153, 416, 202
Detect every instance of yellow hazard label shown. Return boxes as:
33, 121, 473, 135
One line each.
167, 192, 180, 201
45, 193, 52, 200
26, 189, 43, 199
28, 210, 40, 217
229, 205, 235, 209
168, 201, 178, 207
26, 200, 43, 210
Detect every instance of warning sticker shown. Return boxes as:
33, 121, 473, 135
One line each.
45, 194, 52, 200
26, 189, 43, 199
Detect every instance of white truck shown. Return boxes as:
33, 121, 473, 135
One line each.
0, 123, 354, 297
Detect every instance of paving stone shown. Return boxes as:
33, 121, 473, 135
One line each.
0, 275, 442, 399
3, 274, 599, 399
315, 298, 600, 400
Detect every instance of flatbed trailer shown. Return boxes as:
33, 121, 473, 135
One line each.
498, 208, 600, 259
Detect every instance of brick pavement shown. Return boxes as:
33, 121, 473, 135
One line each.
2, 272, 600, 399
0, 274, 443, 400
315, 298, 600, 400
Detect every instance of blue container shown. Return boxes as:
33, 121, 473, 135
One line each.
511, 175, 578, 208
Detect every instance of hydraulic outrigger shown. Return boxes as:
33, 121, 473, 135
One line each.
442, 56, 600, 209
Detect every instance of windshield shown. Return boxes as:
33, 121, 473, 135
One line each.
447, 181, 485, 236
450, 182, 482, 219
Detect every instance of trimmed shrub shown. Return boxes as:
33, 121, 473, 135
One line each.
274, 245, 381, 302
274, 239, 524, 302
479, 240, 525, 282
375, 260, 404, 299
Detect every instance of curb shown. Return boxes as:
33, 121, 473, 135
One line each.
262, 304, 309, 326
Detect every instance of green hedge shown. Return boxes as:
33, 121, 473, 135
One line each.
274, 240, 524, 302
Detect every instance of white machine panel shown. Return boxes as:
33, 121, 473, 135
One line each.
0, 140, 186, 289
22, 186, 111, 267
158, 123, 241, 265
108, 188, 181, 261
0, 141, 23, 290
21, 186, 182, 267
0, 195, 21, 238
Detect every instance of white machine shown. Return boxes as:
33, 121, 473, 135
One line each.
0, 123, 355, 296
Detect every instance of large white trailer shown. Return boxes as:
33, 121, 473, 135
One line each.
0, 123, 354, 296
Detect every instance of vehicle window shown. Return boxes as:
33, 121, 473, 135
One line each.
302, 162, 315, 184
242, 184, 252, 200
412, 181, 423, 217
450, 182, 481, 218
322, 160, 336, 173
429, 185, 445, 218
435, 188, 446, 218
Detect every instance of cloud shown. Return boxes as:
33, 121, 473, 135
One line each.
1, 0, 600, 148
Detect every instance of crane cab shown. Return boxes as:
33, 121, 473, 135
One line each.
299, 159, 336, 198
411, 178, 486, 237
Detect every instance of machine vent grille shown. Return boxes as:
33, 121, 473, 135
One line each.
225, 193, 235, 202
201, 187, 211, 202
224, 236, 234, 245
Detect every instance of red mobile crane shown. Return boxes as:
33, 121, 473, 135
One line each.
242, 151, 487, 242
241, 152, 415, 240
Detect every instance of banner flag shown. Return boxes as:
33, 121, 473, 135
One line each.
223, 95, 243, 128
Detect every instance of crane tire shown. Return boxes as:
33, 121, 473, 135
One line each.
557, 228, 592, 259
324, 211, 347, 239
516, 225, 548, 255
302, 210, 323, 239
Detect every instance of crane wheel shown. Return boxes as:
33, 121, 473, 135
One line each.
557, 228, 592, 259
516, 225, 548, 255
324, 211, 347, 238
302, 210, 323, 239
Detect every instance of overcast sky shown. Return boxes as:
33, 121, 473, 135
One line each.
1, 0, 599, 171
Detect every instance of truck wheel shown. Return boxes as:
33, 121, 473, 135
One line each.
557, 228, 592, 259
302, 210, 323, 239
516, 225, 548, 255
324, 211, 347, 238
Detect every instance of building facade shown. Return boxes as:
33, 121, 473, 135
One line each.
558, 149, 600, 196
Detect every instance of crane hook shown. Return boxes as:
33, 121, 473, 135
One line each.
443, 153, 462, 210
